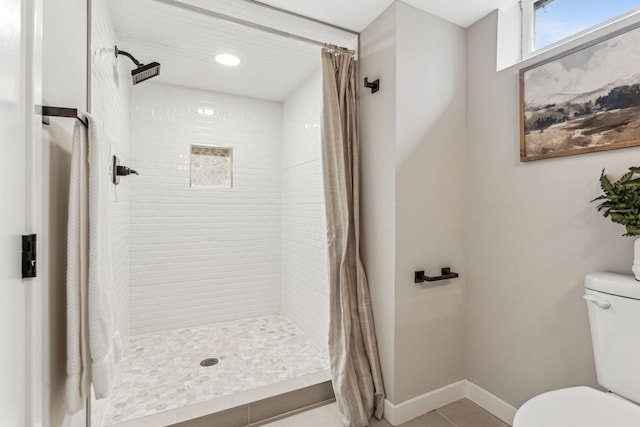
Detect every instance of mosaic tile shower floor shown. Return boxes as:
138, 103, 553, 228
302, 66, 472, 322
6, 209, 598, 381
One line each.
103, 314, 330, 425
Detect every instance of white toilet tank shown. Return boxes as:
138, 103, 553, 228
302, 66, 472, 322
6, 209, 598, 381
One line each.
585, 272, 640, 404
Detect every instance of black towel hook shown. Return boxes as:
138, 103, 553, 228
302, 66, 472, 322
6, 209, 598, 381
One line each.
364, 77, 380, 93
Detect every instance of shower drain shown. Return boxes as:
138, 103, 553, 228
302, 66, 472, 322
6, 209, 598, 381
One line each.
200, 358, 219, 367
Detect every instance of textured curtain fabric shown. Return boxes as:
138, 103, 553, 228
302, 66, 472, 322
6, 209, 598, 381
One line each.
321, 48, 386, 427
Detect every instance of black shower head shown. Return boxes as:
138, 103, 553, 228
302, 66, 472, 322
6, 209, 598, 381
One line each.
131, 62, 161, 85
115, 46, 161, 85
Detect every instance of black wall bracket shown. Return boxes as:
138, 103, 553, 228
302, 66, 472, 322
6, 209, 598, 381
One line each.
36, 105, 88, 127
364, 77, 380, 93
22, 234, 37, 279
415, 267, 459, 283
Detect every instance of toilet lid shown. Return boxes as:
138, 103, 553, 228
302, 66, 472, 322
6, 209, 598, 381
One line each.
514, 387, 640, 427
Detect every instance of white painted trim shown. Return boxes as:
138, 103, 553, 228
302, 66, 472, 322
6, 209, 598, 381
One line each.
383, 380, 517, 426
465, 381, 517, 426
25, 0, 46, 425
383, 381, 467, 425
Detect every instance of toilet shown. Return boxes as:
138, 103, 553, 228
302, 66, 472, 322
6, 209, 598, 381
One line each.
514, 272, 640, 426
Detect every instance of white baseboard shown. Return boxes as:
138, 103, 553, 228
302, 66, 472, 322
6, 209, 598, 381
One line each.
383, 381, 467, 426
383, 380, 517, 426
464, 381, 517, 425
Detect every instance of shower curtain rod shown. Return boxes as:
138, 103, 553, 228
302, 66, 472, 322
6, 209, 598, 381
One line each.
153, 0, 356, 54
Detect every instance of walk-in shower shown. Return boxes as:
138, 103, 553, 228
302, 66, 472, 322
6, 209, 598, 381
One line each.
90, 0, 357, 425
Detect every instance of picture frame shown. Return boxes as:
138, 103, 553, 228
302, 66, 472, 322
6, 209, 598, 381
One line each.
520, 22, 640, 162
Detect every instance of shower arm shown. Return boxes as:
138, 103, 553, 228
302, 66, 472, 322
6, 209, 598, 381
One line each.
115, 46, 143, 67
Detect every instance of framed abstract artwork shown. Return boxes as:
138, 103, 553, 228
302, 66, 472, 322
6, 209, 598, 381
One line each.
520, 23, 640, 161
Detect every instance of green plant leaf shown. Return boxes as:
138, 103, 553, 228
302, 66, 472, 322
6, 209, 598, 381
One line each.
599, 169, 614, 194
591, 166, 640, 237
619, 171, 634, 182
625, 224, 640, 236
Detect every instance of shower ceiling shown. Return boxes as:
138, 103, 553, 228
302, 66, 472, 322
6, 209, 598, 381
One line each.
107, 0, 356, 101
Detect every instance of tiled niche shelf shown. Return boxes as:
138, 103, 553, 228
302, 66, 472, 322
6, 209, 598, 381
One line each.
190, 145, 233, 188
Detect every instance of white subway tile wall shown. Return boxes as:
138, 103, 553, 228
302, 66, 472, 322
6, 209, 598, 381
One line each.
281, 70, 329, 352
91, 0, 131, 342
129, 83, 283, 334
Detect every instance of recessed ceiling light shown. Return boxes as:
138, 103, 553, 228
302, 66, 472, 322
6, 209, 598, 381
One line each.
215, 54, 240, 66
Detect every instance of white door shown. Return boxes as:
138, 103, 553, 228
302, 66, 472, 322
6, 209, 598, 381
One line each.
0, 0, 44, 425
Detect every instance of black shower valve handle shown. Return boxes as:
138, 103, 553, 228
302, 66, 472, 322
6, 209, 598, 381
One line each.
116, 165, 139, 176
112, 155, 139, 185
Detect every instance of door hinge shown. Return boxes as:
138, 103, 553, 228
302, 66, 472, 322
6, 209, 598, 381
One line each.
22, 234, 37, 279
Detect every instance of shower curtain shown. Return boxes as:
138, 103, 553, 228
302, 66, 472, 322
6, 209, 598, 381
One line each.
321, 48, 385, 427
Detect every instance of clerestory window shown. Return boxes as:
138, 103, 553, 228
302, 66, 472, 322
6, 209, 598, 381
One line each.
522, 0, 640, 56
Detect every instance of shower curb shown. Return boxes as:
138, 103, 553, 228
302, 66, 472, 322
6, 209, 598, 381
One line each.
169, 380, 335, 427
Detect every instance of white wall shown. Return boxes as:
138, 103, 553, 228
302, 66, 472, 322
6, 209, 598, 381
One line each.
466, 11, 640, 408
129, 83, 283, 335
91, 0, 131, 344
360, 3, 397, 403
394, 2, 467, 403
280, 70, 329, 352
360, 2, 467, 404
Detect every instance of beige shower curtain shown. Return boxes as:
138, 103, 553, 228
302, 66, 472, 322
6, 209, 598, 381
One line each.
321, 48, 385, 427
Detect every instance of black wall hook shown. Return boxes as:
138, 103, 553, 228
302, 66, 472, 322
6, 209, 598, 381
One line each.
364, 77, 380, 93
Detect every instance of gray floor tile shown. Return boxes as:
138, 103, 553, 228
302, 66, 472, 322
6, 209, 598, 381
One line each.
263, 399, 509, 427
262, 403, 392, 427
369, 415, 393, 427
436, 399, 505, 427
398, 410, 456, 427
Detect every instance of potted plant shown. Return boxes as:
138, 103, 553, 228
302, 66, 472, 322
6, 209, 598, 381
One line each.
592, 166, 640, 280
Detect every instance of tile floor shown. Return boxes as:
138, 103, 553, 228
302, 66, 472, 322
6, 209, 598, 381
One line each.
263, 399, 511, 427
103, 314, 330, 425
